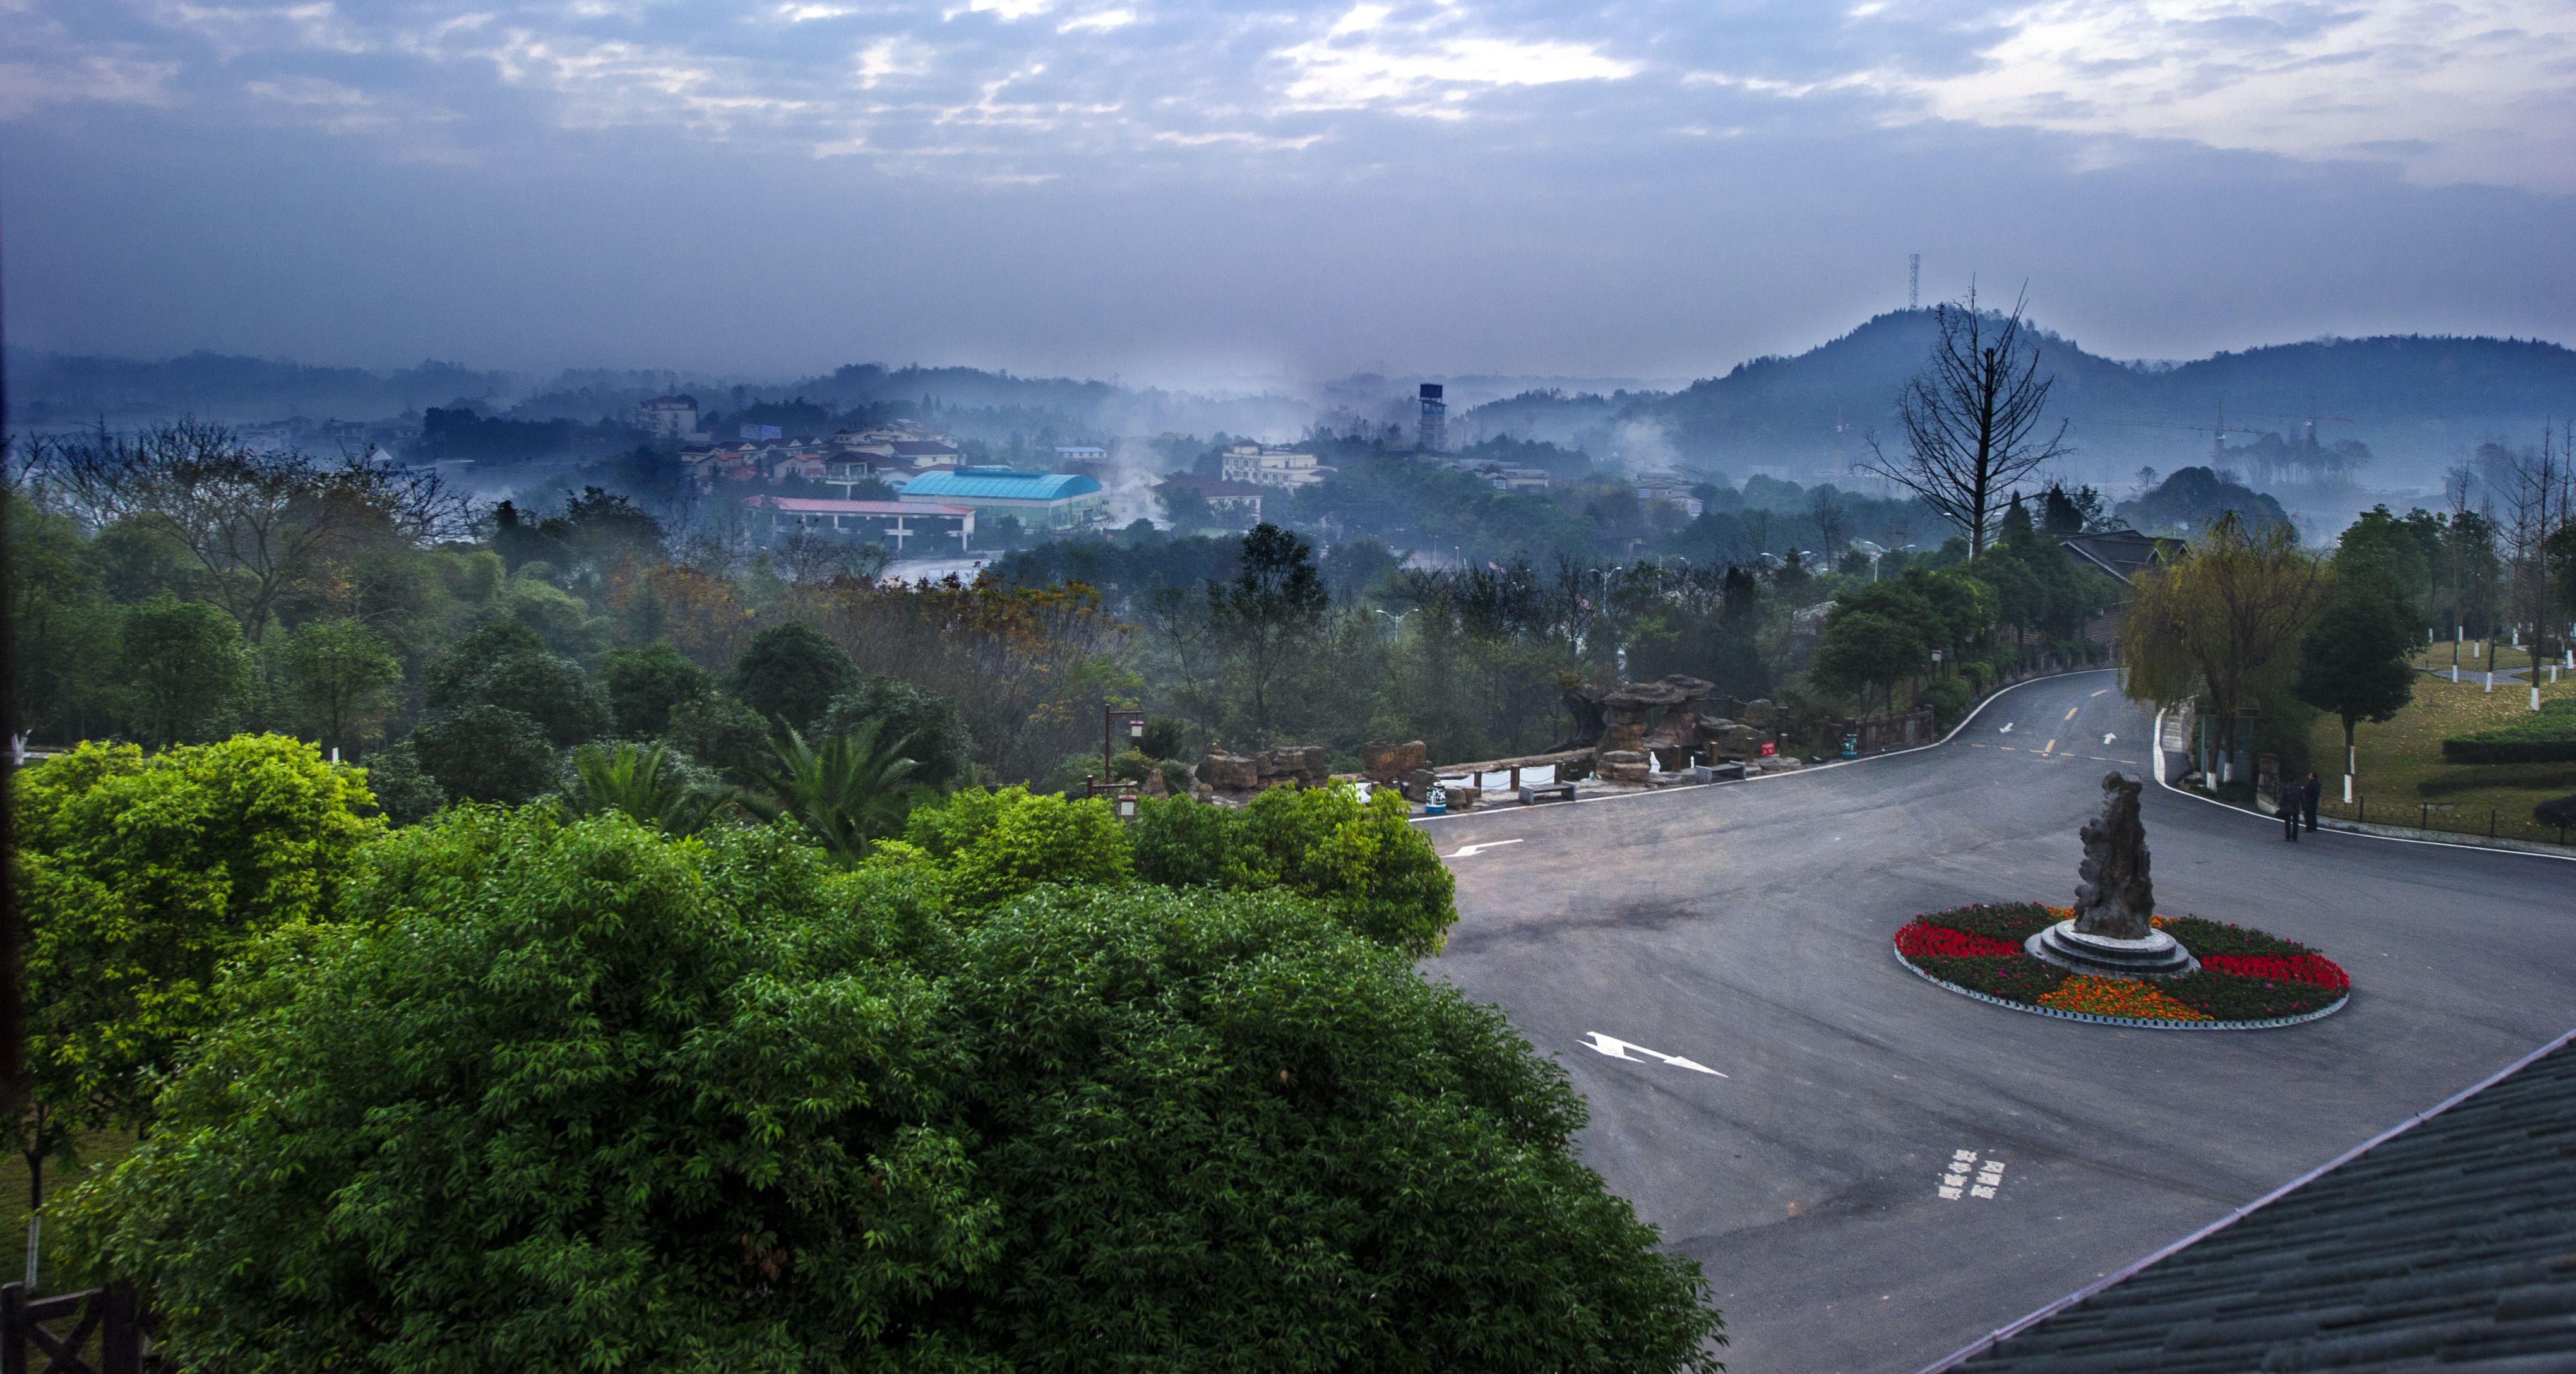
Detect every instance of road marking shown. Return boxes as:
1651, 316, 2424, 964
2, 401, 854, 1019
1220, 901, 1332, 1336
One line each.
2043, 739, 2057, 755
2063, 707, 2079, 721
1971, 743, 1986, 748
2089, 690, 2108, 698
1999, 722, 2013, 733
1450, 839, 1524, 858
1582, 1032, 1726, 1076
2000, 746, 2015, 751
1938, 1150, 2007, 1201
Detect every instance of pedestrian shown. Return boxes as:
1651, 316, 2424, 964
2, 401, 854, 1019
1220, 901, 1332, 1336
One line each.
2302, 772, 2322, 832
2283, 787, 2300, 842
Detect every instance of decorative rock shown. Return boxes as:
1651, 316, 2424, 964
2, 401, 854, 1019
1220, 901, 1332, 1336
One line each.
1362, 739, 1429, 782
1599, 749, 1650, 783
2073, 772, 2156, 939
1199, 750, 1260, 791
2027, 770, 2196, 979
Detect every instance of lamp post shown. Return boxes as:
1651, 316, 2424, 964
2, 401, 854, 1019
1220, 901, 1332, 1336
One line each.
1114, 789, 1140, 821
1103, 704, 1146, 783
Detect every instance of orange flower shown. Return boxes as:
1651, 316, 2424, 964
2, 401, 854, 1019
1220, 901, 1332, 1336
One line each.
2034, 976, 2212, 1021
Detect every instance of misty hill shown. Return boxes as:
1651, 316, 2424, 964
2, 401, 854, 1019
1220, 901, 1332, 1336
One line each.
1566, 313, 2576, 488
4, 349, 522, 426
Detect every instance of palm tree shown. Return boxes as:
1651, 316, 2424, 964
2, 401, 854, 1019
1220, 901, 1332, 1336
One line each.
562, 742, 736, 836
742, 720, 933, 864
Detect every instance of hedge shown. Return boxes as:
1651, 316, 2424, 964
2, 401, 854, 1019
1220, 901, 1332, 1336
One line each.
2440, 715, 2576, 763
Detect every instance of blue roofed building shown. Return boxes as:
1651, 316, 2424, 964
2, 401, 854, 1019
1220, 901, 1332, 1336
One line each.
898, 467, 1108, 532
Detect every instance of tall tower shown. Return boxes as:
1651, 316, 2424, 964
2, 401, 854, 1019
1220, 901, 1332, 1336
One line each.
1418, 384, 1447, 453
1908, 254, 1920, 310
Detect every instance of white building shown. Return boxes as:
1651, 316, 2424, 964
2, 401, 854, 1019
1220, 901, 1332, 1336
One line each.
1219, 442, 1335, 490
639, 395, 703, 441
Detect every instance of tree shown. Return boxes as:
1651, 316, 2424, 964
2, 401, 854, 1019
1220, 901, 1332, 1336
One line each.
2121, 512, 2327, 782
53, 811, 1724, 1373
1811, 609, 1927, 715
119, 595, 255, 748
273, 617, 403, 755
406, 703, 559, 806
2293, 581, 2417, 782
1860, 289, 2072, 558
818, 674, 976, 789
25, 421, 470, 643
727, 621, 858, 732
561, 741, 733, 837
742, 723, 931, 864
600, 641, 713, 738
361, 739, 446, 825
662, 691, 774, 780
11, 737, 380, 1218
1213, 523, 1327, 736
425, 619, 611, 748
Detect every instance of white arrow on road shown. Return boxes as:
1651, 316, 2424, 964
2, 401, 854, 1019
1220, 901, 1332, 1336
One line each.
2104, 732, 2117, 744
1450, 839, 1524, 858
1998, 722, 2013, 733
1583, 1032, 1726, 1076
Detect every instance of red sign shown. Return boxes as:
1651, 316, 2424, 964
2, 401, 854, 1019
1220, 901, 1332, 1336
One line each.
1759, 741, 1777, 757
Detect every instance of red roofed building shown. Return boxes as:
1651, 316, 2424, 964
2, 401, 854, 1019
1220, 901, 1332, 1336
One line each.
744, 495, 974, 555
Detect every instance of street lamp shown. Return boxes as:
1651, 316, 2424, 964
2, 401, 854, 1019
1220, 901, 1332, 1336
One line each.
1102, 705, 1147, 784
1114, 789, 1140, 821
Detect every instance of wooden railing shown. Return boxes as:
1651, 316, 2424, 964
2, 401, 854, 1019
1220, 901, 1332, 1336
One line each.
1, 1283, 152, 1374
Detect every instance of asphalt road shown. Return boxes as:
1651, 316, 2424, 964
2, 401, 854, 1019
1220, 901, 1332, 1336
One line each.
1419, 669, 2576, 1374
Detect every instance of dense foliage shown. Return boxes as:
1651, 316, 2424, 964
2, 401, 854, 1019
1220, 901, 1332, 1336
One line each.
53, 807, 1724, 1372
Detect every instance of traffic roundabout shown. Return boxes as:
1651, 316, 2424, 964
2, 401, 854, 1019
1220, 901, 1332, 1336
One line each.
1893, 902, 2351, 1030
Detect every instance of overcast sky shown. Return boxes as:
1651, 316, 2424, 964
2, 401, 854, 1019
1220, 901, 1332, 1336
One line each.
4, 0, 2572, 385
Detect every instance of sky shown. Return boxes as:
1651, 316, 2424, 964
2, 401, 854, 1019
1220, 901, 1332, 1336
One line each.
4, 0, 2573, 386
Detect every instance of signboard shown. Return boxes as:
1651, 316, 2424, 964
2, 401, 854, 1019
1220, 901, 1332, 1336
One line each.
1758, 741, 1777, 758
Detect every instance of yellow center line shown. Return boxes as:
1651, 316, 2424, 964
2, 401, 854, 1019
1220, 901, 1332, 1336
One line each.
2000, 746, 2015, 751
2063, 708, 2079, 721
2044, 739, 2057, 755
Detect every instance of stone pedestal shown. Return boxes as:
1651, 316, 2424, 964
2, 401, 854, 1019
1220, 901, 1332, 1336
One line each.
2026, 920, 2198, 980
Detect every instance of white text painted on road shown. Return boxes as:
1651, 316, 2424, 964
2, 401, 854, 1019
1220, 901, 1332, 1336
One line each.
1939, 1150, 2006, 1201
1582, 1032, 1726, 1077
1449, 839, 1524, 858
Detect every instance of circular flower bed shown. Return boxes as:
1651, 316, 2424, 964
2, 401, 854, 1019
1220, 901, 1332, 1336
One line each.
1893, 902, 2349, 1029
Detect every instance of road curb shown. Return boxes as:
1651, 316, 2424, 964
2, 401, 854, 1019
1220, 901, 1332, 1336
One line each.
1412, 666, 2120, 826
2147, 710, 2576, 865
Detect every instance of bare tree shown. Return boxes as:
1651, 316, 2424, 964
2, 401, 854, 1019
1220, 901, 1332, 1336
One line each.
2498, 427, 2574, 669
1862, 288, 2072, 558
1807, 487, 1851, 565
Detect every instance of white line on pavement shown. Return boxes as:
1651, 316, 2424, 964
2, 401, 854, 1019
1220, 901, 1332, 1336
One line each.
1448, 839, 1524, 858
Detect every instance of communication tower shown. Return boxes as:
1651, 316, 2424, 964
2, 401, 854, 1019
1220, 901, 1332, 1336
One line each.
1909, 253, 1920, 310
1418, 384, 1447, 453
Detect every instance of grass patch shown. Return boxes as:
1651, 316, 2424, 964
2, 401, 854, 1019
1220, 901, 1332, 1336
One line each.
1, 1125, 137, 1287
2311, 671, 2576, 842
2411, 642, 2549, 674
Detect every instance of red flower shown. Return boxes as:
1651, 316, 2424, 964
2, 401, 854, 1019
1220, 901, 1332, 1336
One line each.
2200, 953, 2350, 990
1897, 921, 2022, 959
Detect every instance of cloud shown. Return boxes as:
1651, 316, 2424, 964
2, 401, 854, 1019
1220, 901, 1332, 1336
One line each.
0, 51, 182, 116
1056, 8, 1134, 34
1834, 0, 2576, 191
1275, 3, 1641, 114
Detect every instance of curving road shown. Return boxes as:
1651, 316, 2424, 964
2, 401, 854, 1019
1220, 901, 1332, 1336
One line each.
1419, 669, 2576, 1374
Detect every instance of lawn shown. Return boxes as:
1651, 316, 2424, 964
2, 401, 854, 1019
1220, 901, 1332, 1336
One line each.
2310, 669, 2576, 845
3, 1125, 136, 1291
2410, 641, 2566, 677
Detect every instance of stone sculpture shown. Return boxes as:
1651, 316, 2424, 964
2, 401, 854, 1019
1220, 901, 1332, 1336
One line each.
2027, 771, 2195, 979
2072, 772, 2156, 940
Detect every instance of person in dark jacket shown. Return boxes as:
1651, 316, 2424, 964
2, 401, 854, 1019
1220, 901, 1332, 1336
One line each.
2283, 788, 2301, 841
2302, 772, 2322, 832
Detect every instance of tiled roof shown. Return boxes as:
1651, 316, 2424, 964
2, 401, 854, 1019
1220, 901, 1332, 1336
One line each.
1928, 1029, 2576, 1374
903, 469, 1104, 501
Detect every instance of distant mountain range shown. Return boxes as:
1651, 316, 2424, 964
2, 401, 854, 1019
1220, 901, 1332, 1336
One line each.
13, 316, 2572, 494
1453, 313, 2576, 490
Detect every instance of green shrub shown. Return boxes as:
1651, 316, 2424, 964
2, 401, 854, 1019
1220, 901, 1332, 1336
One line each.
2157, 915, 2314, 957
901, 784, 1131, 909
1921, 678, 1973, 731
54, 809, 1725, 1373
1922, 902, 2060, 944
2441, 715, 2576, 763
1909, 954, 2070, 1003
2156, 969, 2340, 1020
